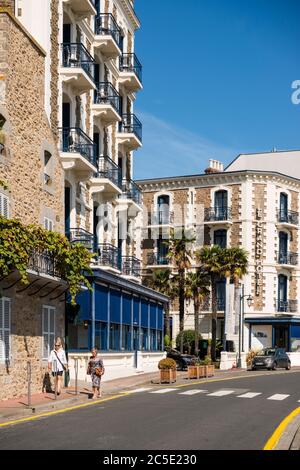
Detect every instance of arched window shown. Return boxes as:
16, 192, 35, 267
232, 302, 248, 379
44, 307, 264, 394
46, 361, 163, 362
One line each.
278, 232, 288, 264
278, 274, 288, 311
214, 229, 227, 248
279, 193, 288, 222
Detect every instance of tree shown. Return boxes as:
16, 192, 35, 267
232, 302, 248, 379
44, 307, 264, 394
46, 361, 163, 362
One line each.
176, 330, 201, 355
167, 229, 195, 353
186, 269, 210, 355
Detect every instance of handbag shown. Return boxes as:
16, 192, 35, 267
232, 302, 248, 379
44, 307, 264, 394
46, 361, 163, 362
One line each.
95, 367, 103, 377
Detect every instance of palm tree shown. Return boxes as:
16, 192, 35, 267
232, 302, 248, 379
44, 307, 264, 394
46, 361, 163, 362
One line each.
186, 269, 210, 355
167, 229, 195, 353
196, 245, 224, 361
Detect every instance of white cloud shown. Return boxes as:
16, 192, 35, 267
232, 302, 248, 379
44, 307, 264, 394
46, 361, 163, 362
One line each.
133, 111, 238, 180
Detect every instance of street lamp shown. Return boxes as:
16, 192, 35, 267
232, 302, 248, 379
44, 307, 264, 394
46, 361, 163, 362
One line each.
237, 284, 253, 368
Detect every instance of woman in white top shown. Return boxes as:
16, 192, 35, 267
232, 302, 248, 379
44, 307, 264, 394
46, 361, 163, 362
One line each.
48, 337, 68, 395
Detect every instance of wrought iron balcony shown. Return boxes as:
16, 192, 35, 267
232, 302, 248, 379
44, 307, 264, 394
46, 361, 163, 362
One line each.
277, 210, 299, 226
277, 299, 298, 313
58, 127, 96, 167
147, 253, 170, 266
204, 207, 232, 222
201, 297, 225, 312
28, 251, 62, 279
119, 53, 142, 84
277, 251, 298, 266
95, 156, 122, 189
95, 243, 121, 270
66, 228, 94, 250
122, 256, 141, 278
95, 13, 121, 48
148, 211, 174, 226
94, 82, 121, 116
119, 179, 142, 206
119, 114, 142, 143
61, 43, 95, 83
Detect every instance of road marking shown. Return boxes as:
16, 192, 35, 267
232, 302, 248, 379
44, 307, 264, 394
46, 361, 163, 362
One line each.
127, 388, 153, 393
267, 394, 290, 401
207, 390, 235, 397
150, 388, 177, 394
178, 390, 208, 395
264, 407, 300, 450
237, 392, 262, 398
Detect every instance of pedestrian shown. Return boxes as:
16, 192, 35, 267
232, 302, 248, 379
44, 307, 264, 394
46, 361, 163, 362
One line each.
87, 347, 105, 399
48, 337, 68, 396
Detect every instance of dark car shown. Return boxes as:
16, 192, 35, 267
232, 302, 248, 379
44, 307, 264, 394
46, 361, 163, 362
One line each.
251, 348, 291, 371
166, 348, 196, 370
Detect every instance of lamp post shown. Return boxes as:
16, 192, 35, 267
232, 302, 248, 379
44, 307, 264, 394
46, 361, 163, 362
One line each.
237, 284, 253, 368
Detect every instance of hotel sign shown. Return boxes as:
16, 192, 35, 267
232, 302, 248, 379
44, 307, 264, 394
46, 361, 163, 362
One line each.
255, 208, 263, 296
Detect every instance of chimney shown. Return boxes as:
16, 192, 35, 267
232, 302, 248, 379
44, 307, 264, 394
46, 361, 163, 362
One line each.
204, 159, 224, 174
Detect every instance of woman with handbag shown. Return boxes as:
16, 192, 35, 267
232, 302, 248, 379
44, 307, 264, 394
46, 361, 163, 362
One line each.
87, 347, 105, 399
48, 337, 68, 396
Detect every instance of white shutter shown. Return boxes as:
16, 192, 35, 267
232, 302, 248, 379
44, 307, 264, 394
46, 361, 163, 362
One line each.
0, 298, 11, 362
42, 306, 56, 360
44, 218, 53, 231
0, 193, 9, 218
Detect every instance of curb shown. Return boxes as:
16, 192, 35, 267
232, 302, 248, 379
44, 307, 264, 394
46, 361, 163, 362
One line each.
275, 414, 300, 450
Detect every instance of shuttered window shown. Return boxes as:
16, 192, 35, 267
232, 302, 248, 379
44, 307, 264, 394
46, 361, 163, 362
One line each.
42, 306, 55, 360
0, 298, 11, 362
44, 217, 53, 231
0, 193, 9, 218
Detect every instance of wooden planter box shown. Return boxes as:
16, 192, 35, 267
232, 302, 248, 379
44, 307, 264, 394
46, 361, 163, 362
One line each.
159, 368, 177, 384
205, 365, 215, 377
187, 365, 206, 379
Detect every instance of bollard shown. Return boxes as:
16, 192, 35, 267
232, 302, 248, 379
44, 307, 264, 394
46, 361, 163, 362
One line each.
27, 361, 32, 408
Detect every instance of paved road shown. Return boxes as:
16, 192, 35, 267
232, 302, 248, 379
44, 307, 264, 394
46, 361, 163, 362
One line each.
1, 370, 300, 450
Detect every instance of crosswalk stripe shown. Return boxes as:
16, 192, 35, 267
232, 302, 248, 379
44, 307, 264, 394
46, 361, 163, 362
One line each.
267, 394, 290, 401
128, 388, 153, 393
150, 388, 177, 394
237, 392, 262, 398
207, 390, 235, 397
178, 390, 208, 395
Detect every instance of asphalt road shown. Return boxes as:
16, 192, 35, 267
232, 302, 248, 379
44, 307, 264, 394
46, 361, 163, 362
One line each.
1, 370, 300, 450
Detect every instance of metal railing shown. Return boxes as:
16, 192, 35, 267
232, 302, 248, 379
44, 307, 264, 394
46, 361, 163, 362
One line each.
201, 297, 226, 312
277, 251, 298, 266
66, 228, 94, 250
94, 82, 121, 116
95, 13, 121, 48
58, 127, 97, 167
28, 250, 62, 278
61, 43, 95, 83
95, 243, 121, 270
277, 210, 299, 225
147, 253, 170, 266
204, 207, 232, 222
122, 256, 141, 277
119, 179, 142, 206
148, 210, 174, 225
119, 114, 142, 143
277, 299, 298, 313
95, 156, 122, 189
119, 53, 142, 84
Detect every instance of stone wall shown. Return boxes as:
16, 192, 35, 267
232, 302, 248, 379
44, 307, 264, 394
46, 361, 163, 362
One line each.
50, 0, 59, 141
230, 184, 242, 247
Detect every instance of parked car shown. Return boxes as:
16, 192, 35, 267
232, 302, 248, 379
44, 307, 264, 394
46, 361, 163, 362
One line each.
165, 348, 196, 370
251, 348, 291, 371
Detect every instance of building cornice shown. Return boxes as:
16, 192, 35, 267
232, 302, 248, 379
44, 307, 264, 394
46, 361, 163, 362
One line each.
119, 0, 140, 30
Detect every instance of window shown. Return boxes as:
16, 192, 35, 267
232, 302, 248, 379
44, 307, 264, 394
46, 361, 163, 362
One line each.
44, 217, 54, 231
42, 306, 55, 360
141, 328, 149, 351
214, 229, 227, 248
95, 322, 108, 351
150, 329, 156, 350
214, 190, 228, 219
122, 325, 132, 351
0, 193, 9, 218
0, 297, 11, 362
109, 323, 120, 350
157, 330, 163, 351
44, 151, 52, 185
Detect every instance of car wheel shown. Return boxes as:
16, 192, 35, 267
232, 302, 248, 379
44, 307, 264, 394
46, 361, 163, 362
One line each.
286, 362, 291, 370
272, 362, 277, 371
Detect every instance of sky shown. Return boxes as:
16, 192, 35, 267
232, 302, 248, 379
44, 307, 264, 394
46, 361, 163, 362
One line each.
132, 0, 300, 180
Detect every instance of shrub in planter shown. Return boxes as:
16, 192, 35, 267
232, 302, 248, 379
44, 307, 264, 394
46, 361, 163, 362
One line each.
158, 358, 177, 384
158, 358, 176, 370
246, 349, 262, 368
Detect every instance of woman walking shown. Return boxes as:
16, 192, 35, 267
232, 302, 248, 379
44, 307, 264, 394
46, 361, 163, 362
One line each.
48, 337, 68, 396
87, 347, 105, 399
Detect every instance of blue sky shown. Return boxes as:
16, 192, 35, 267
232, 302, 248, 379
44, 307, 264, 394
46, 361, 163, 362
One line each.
133, 0, 300, 180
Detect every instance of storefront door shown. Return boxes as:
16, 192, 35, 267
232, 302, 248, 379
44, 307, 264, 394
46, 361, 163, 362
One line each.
274, 325, 289, 350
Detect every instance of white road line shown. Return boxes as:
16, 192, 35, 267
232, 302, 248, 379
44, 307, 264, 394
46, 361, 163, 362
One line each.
267, 394, 290, 401
150, 389, 177, 394
178, 390, 208, 396
128, 388, 153, 393
237, 392, 262, 399
207, 390, 235, 397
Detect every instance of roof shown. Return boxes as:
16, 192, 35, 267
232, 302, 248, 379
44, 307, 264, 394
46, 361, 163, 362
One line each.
225, 150, 300, 176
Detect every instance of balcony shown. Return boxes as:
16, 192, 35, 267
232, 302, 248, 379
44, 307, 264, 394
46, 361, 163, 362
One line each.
94, 14, 121, 59
89, 156, 122, 195
63, 0, 96, 20
117, 114, 142, 150
148, 211, 174, 226
276, 300, 298, 313
92, 82, 121, 123
202, 297, 226, 312
66, 228, 94, 251
28, 250, 63, 279
146, 253, 171, 267
204, 207, 232, 225
277, 210, 299, 227
60, 43, 95, 93
118, 179, 142, 211
93, 243, 121, 271
58, 127, 97, 173
119, 53, 142, 92
122, 256, 141, 279
276, 251, 298, 267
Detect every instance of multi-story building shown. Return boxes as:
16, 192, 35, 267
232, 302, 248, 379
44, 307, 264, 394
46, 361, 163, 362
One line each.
0, 0, 167, 398
137, 151, 300, 366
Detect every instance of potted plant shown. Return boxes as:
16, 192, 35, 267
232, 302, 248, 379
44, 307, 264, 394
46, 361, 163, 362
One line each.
203, 356, 215, 377
187, 358, 206, 379
158, 358, 177, 384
